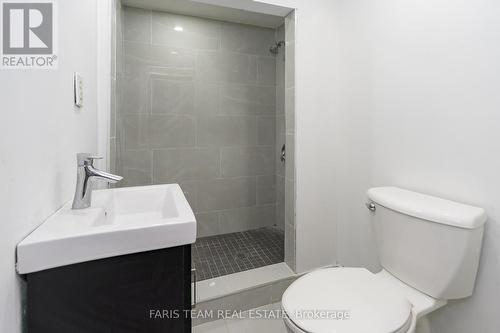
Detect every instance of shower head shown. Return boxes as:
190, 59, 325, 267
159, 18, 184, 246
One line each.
269, 41, 285, 55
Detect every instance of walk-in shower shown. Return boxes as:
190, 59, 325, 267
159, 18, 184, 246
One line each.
110, 2, 295, 288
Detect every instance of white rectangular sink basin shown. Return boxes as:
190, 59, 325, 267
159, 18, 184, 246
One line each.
17, 184, 196, 274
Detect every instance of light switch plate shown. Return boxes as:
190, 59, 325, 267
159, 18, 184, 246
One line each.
74, 72, 83, 108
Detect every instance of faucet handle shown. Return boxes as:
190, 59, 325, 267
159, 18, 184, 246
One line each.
77, 153, 103, 166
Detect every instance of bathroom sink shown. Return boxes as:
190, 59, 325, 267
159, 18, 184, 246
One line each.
16, 184, 196, 274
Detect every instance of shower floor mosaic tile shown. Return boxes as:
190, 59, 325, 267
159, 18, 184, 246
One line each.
192, 227, 285, 281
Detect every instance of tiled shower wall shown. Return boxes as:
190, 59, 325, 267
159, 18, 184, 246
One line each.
114, 7, 280, 237
275, 24, 286, 231
284, 11, 296, 271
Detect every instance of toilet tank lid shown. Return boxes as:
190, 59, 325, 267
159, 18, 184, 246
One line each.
367, 187, 487, 229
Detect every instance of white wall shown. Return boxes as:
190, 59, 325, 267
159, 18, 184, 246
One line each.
336, 0, 500, 331
0, 0, 99, 331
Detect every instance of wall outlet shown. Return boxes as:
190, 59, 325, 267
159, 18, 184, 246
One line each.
74, 72, 83, 108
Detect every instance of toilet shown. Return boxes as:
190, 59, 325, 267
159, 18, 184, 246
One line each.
282, 187, 487, 333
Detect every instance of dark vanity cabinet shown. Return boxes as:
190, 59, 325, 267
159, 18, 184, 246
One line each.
26, 245, 192, 333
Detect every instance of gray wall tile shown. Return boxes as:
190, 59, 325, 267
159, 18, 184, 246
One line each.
149, 67, 195, 78
196, 211, 220, 238
195, 84, 219, 115
122, 114, 196, 149
219, 85, 275, 116
285, 42, 295, 89
275, 23, 287, 234
124, 42, 196, 70
276, 115, 286, 177
149, 45, 197, 68
153, 148, 220, 182
221, 146, 274, 178
123, 7, 151, 43
283, 10, 296, 271
218, 205, 275, 234
118, 75, 150, 114
276, 22, 285, 41
196, 178, 256, 211
285, 11, 295, 43
221, 22, 275, 56
122, 114, 149, 149
217, 53, 257, 84
123, 42, 152, 71
285, 178, 295, 226
253, 205, 276, 229
195, 51, 218, 83
117, 8, 285, 239
285, 87, 295, 134
151, 78, 195, 115
179, 180, 198, 210
149, 115, 196, 148
257, 116, 276, 145
152, 11, 220, 50
285, 88, 295, 134
257, 175, 277, 205
276, 86, 285, 115
119, 149, 152, 187
276, 175, 285, 230
285, 134, 294, 180
258, 57, 276, 86
218, 208, 252, 234
197, 115, 257, 147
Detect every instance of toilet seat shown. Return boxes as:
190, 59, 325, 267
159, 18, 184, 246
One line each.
282, 267, 413, 333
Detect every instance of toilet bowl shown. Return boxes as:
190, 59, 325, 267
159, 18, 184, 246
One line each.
281, 187, 486, 333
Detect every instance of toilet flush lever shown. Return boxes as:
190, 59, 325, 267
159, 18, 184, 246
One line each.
366, 202, 376, 212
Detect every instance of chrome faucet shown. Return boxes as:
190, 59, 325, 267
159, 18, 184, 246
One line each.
72, 153, 123, 209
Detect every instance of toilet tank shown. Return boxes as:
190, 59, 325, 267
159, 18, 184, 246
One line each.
367, 187, 486, 300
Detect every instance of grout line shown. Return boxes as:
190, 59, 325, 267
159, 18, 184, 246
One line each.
194, 203, 277, 216
149, 9, 153, 45
194, 113, 199, 148
149, 73, 153, 115
149, 149, 154, 184
218, 148, 222, 178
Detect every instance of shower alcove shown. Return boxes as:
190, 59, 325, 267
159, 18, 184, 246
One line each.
109, 0, 296, 313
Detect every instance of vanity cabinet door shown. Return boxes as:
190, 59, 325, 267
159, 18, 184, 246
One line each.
27, 245, 192, 333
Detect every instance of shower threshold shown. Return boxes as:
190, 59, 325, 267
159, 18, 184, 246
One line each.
192, 226, 284, 281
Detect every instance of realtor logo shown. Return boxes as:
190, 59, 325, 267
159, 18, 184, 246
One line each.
1, 0, 57, 69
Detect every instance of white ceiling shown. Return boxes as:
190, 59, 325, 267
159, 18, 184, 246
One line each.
122, 0, 291, 28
